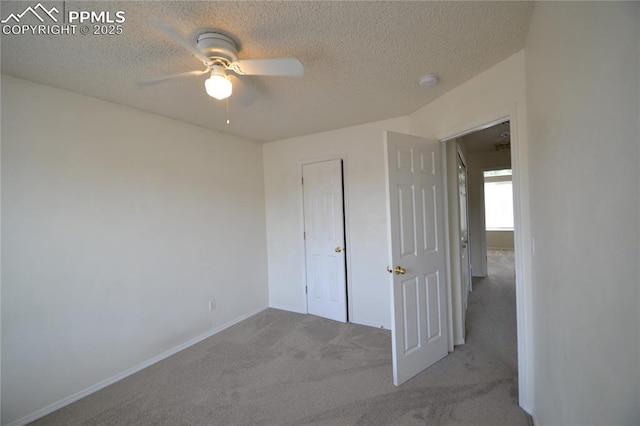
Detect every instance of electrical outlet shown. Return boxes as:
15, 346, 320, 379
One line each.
208, 299, 216, 312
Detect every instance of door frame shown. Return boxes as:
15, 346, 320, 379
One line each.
300, 155, 353, 321
440, 112, 531, 411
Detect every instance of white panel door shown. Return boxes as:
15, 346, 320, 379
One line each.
385, 131, 448, 386
458, 152, 472, 314
303, 160, 347, 322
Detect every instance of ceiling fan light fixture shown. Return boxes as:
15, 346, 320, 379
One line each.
205, 66, 232, 100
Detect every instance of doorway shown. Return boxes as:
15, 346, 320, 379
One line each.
483, 168, 515, 253
458, 121, 513, 280
443, 118, 522, 397
482, 167, 516, 289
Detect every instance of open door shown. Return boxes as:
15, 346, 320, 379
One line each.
384, 131, 449, 386
457, 150, 472, 312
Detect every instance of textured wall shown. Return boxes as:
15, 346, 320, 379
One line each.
525, 2, 640, 424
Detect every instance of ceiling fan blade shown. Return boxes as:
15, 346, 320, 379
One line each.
228, 75, 258, 107
139, 69, 209, 86
230, 58, 304, 77
151, 19, 210, 64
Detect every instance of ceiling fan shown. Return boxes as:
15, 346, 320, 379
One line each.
144, 20, 304, 101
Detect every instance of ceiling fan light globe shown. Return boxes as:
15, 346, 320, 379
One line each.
205, 75, 232, 100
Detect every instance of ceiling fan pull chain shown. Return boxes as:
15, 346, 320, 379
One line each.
226, 98, 230, 125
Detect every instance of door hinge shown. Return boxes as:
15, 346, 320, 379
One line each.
305, 286, 308, 294
303, 231, 306, 240
301, 177, 304, 185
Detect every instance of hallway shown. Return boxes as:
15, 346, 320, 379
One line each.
468, 249, 519, 389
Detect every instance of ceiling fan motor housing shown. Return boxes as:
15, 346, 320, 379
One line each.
196, 32, 239, 65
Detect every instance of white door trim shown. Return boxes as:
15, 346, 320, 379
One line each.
440, 108, 533, 413
456, 143, 468, 169
299, 155, 353, 321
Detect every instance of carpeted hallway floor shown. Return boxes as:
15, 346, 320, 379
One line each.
33, 250, 531, 425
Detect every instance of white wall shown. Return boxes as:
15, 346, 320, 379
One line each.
1, 76, 269, 425
263, 117, 411, 329
486, 231, 514, 250
525, 3, 639, 425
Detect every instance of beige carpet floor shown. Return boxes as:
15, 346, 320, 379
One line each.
32, 250, 531, 425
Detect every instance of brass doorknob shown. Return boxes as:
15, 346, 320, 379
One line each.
386, 266, 407, 275
335, 247, 343, 253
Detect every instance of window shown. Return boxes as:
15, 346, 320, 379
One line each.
484, 169, 514, 230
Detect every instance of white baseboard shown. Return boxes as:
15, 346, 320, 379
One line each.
6, 305, 269, 426
518, 394, 535, 424
268, 305, 390, 330
350, 318, 390, 330
268, 303, 307, 315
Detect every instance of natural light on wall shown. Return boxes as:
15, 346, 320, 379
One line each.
484, 169, 514, 230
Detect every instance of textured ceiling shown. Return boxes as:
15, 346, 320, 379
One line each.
462, 121, 511, 153
1, 1, 534, 142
